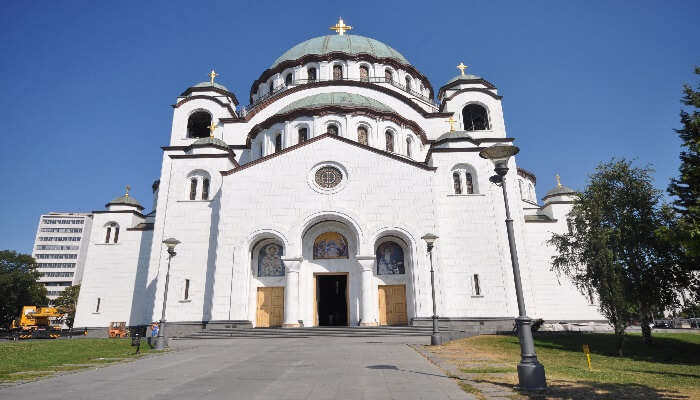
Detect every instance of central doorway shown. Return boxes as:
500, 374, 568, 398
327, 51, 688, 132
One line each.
315, 274, 348, 326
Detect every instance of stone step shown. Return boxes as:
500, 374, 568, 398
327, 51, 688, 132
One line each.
175, 325, 477, 340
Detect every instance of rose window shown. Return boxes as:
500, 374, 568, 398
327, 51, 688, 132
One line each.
315, 166, 343, 188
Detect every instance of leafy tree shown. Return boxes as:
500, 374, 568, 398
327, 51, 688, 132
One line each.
668, 67, 700, 254
549, 160, 688, 355
668, 67, 700, 309
0, 250, 48, 329
54, 284, 80, 328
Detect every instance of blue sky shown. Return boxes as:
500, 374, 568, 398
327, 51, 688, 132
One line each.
0, 1, 698, 253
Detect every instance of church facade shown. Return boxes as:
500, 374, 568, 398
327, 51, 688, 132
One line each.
74, 21, 603, 332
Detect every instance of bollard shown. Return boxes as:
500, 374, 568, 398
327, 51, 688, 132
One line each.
582, 344, 592, 370
132, 333, 141, 354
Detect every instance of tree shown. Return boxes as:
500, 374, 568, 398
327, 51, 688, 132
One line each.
548, 160, 688, 355
54, 284, 80, 328
0, 250, 48, 330
668, 67, 700, 309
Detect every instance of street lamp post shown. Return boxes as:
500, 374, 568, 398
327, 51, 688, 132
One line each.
154, 237, 180, 350
421, 233, 440, 345
479, 144, 547, 390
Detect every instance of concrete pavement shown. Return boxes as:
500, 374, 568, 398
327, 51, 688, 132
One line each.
0, 336, 471, 400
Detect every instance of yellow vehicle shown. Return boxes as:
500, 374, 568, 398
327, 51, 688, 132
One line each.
108, 322, 128, 338
10, 306, 63, 339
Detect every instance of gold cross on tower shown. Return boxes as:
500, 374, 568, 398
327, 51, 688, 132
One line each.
456, 62, 468, 76
125, 185, 131, 197
556, 174, 562, 187
207, 121, 217, 137
330, 17, 352, 35
447, 116, 456, 132
209, 69, 219, 85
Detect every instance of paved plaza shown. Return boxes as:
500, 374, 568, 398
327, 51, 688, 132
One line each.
0, 336, 471, 400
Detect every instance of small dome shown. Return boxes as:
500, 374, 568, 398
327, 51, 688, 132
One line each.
543, 184, 576, 201
106, 195, 144, 211
191, 81, 230, 91
272, 35, 409, 68
192, 136, 228, 148
278, 92, 395, 114
444, 74, 482, 86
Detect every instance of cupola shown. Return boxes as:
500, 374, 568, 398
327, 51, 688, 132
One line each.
105, 186, 144, 212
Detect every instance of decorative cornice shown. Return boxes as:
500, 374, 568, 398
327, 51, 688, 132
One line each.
250, 52, 435, 101
126, 223, 155, 231
221, 133, 436, 176
224, 81, 449, 124
439, 88, 502, 111
172, 95, 237, 117
178, 86, 239, 106
244, 104, 429, 145
430, 136, 515, 147
92, 210, 145, 218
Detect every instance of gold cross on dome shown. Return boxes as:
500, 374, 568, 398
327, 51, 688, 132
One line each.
456, 62, 468, 76
125, 185, 131, 197
207, 121, 217, 137
330, 17, 352, 35
556, 174, 562, 187
209, 69, 219, 85
447, 116, 456, 132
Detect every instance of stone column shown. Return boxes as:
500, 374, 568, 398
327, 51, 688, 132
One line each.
282, 257, 302, 328
357, 256, 377, 326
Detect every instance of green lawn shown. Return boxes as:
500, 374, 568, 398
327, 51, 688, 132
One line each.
433, 332, 700, 399
0, 338, 161, 382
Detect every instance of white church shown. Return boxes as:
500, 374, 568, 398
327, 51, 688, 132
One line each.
74, 20, 603, 334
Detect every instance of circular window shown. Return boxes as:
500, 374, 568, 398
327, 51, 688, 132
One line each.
315, 166, 343, 188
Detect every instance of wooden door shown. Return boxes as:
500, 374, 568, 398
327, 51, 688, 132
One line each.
378, 285, 407, 326
256, 287, 284, 327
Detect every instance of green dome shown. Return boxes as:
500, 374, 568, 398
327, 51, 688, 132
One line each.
192, 136, 228, 148
272, 35, 409, 68
192, 81, 230, 91
278, 92, 394, 114
106, 195, 144, 210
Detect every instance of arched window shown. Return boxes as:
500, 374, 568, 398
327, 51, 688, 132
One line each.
105, 222, 119, 244
274, 134, 282, 152
327, 124, 338, 135
298, 127, 308, 143
359, 65, 369, 82
405, 76, 412, 91
285, 73, 293, 86
462, 104, 490, 131
465, 173, 474, 194
357, 126, 368, 145
189, 178, 198, 200
308, 67, 317, 82
528, 184, 535, 201
186, 111, 211, 138
385, 68, 393, 83
453, 172, 462, 194
385, 130, 394, 152
257, 242, 285, 277
376, 242, 405, 275
333, 65, 343, 80
258, 141, 264, 157
268, 81, 274, 94
202, 178, 210, 200
406, 137, 412, 158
